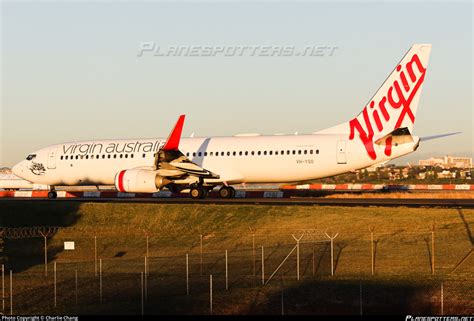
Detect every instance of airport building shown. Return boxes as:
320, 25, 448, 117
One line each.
418, 155, 472, 168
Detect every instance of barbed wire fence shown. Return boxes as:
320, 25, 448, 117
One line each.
0, 225, 471, 315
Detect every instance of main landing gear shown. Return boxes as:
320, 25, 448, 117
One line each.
189, 185, 236, 199
218, 186, 235, 198
189, 185, 207, 199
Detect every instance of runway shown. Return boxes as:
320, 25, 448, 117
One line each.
2, 197, 473, 208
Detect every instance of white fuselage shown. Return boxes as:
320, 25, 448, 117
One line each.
12, 133, 419, 187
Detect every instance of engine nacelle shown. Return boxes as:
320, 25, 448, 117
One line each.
114, 169, 170, 193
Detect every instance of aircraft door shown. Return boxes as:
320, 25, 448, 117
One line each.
337, 140, 347, 164
47, 147, 57, 169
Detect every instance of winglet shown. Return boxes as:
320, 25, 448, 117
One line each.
162, 115, 185, 151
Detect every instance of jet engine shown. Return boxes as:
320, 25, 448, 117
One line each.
114, 169, 170, 193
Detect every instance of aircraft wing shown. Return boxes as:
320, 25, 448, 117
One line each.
154, 115, 220, 179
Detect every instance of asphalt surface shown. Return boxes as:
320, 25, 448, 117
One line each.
1, 197, 473, 208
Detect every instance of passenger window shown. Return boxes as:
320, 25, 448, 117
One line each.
287, 150, 290, 155
304, 150, 307, 155
258, 151, 261, 156
239, 151, 242, 156
60, 156, 63, 160
233, 151, 236, 156
210, 152, 214, 156
263, 151, 267, 155
292, 150, 296, 155
275, 151, 278, 155
310, 150, 313, 154
131, 154, 134, 158
76, 155, 79, 160
269, 151, 273, 155
113, 155, 117, 159
125, 154, 128, 158
85, 155, 89, 159
226, 152, 230, 156
186, 152, 189, 157
102, 155, 106, 159
251, 151, 255, 156
281, 150, 284, 155
198, 152, 201, 157
245, 151, 248, 156
108, 155, 112, 159
193, 152, 196, 157
316, 149, 319, 154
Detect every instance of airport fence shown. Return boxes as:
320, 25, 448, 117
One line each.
0, 225, 472, 315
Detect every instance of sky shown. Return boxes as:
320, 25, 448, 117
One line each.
1, 0, 472, 167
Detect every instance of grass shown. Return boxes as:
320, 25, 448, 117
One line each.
324, 191, 474, 199
0, 201, 472, 315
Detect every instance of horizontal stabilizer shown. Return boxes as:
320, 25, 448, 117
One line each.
420, 132, 461, 142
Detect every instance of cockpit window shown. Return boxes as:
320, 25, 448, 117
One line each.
26, 154, 37, 161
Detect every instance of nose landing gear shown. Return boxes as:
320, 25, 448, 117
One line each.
47, 190, 57, 199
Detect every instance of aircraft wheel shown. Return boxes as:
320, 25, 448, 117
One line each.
190, 185, 206, 199
218, 186, 235, 198
47, 191, 57, 199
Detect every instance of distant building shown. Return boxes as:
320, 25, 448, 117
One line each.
419, 156, 472, 169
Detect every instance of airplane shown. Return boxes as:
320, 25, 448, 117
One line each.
11, 44, 457, 199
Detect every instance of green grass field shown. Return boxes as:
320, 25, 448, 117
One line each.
0, 201, 472, 315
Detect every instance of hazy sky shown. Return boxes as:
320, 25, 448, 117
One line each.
1, 1, 472, 167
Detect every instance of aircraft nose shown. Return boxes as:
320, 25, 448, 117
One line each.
12, 161, 26, 178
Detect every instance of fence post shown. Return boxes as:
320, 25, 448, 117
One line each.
325, 232, 339, 276
94, 236, 97, 277
225, 250, 228, 291
54, 262, 57, 308
146, 234, 149, 259
2, 264, 4, 312
99, 258, 102, 303
200, 234, 203, 277
43, 235, 48, 276
431, 224, 435, 275
144, 256, 148, 301
141, 272, 144, 316
370, 227, 375, 276
261, 246, 265, 285
249, 227, 256, 278
281, 289, 284, 315
292, 234, 304, 281
186, 253, 189, 295
75, 270, 78, 311
441, 281, 444, 315
209, 274, 213, 315
9, 270, 12, 316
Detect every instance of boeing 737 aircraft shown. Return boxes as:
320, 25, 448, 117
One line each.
12, 44, 456, 199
